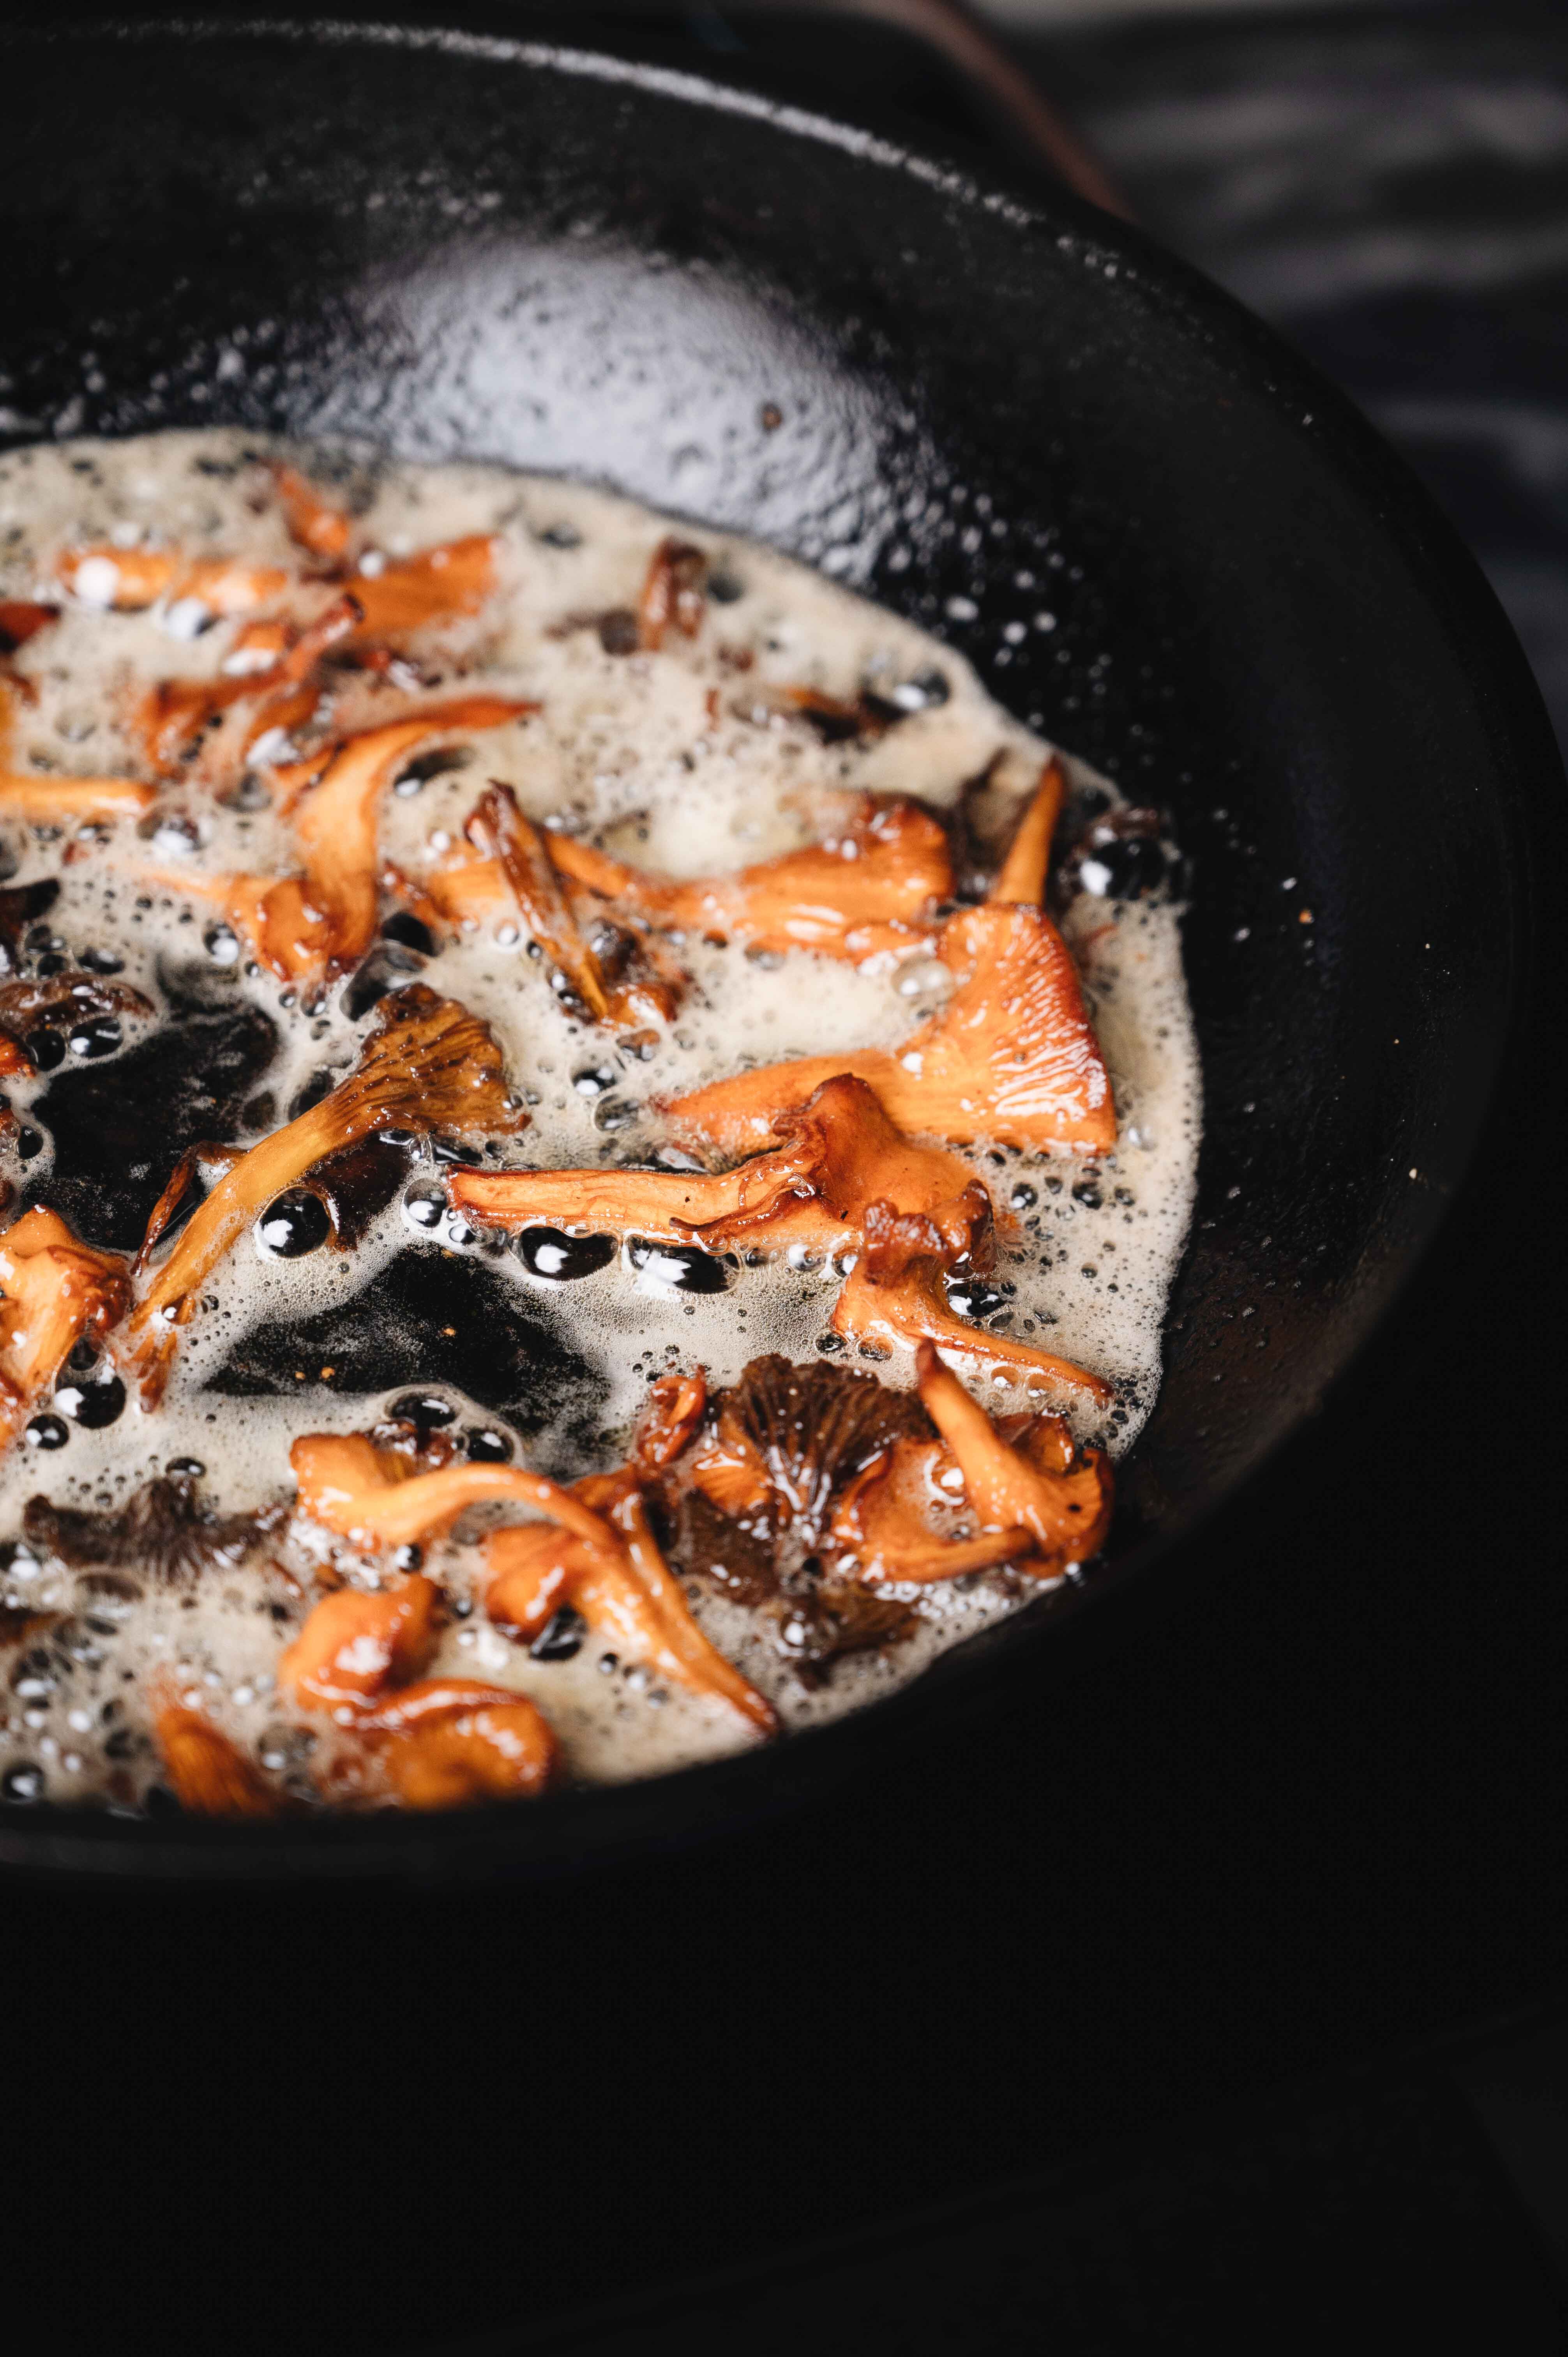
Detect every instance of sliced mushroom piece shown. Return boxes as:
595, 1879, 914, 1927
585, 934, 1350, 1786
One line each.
549, 792, 951, 964
662, 901, 1114, 1158
0, 1207, 131, 1454
480, 1368, 774, 1734
343, 535, 500, 641
830, 1436, 1031, 1584
56, 546, 291, 617
120, 985, 523, 1401
484, 1481, 777, 1735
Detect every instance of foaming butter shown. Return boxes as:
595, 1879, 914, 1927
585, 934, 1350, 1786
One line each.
0, 431, 1199, 1810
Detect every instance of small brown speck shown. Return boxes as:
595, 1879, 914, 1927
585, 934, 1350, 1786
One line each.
1299, 908, 1314, 924
760, 402, 782, 432
293, 1370, 305, 1381
442, 1325, 456, 1338
320, 1366, 335, 1379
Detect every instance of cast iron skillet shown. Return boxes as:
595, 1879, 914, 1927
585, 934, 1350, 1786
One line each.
0, 18, 1543, 1882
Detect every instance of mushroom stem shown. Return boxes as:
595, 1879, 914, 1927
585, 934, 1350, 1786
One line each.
989, 756, 1065, 905
0, 774, 155, 823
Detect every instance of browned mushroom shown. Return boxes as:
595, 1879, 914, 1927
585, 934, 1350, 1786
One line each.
153, 1697, 282, 1818
143, 698, 534, 985
450, 1073, 983, 1261
357, 1679, 561, 1807
662, 900, 1115, 1158
830, 1185, 1114, 1402
637, 536, 707, 649
120, 985, 522, 1401
56, 545, 293, 617
548, 791, 951, 965
0, 774, 155, 824
463, 781, 677, 1028
0, 1206, 131, 1454
666, 1353, 1005, 1657
989, 756, 1065, 906
277, 1577, 443, 1712
270, 463, 354, 564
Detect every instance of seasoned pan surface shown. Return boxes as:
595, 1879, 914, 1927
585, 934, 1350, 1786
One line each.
0, 19, 1540, 1879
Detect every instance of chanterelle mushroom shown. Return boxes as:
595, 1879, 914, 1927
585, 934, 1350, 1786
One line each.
989, 756, 1065, 907
662, 901, 1114, 1158
831, 1182, 1113, 1402
120, 985, 522, 1401
146, 697, 534, 986
666, 1346, 1108, 1611
0, 774, 155, 825
153, 1696, 282, 1819
659, 1353, 1045, 1664
285, 1393, 774, 1735
449, 1073, 980, 1260
463, 781, 678, 1028
0, 1207, 131, 1455
548, 791, 952, 965
355, 1680, 561, 1808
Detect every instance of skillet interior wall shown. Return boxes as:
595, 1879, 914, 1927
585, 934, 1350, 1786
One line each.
0, 26, 1521, 1599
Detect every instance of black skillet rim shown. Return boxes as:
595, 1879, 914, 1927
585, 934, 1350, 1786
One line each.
0, 16, 1546, 1882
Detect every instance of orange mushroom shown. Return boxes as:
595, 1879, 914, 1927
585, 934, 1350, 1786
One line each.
55, 545, 292, 618
276, 1577, 443, 1712
288, 1431, 613, 1556
355, 1680, 561, 1808
153, 1699, 282, 1818
909, 1340, 1112, 1564
270, 463, 354, 564
483, 1482, 777, 1735
989, 756, 1065, 906
830, 1185, 1113, 1402
145, 698, 534, 984
829, 1436, 1031, 1584
0, 774, 155, 825
342, 535, 499, 641
0, 1207, 131, 1454
663, 900, 1114, 1159
463, 781, 678, 1028
120, 985, 522, 1402
637, 536, 707, 650
481, 1373, 775, 1735
548, 791, 951, 964
450, 1073, 982, 1262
